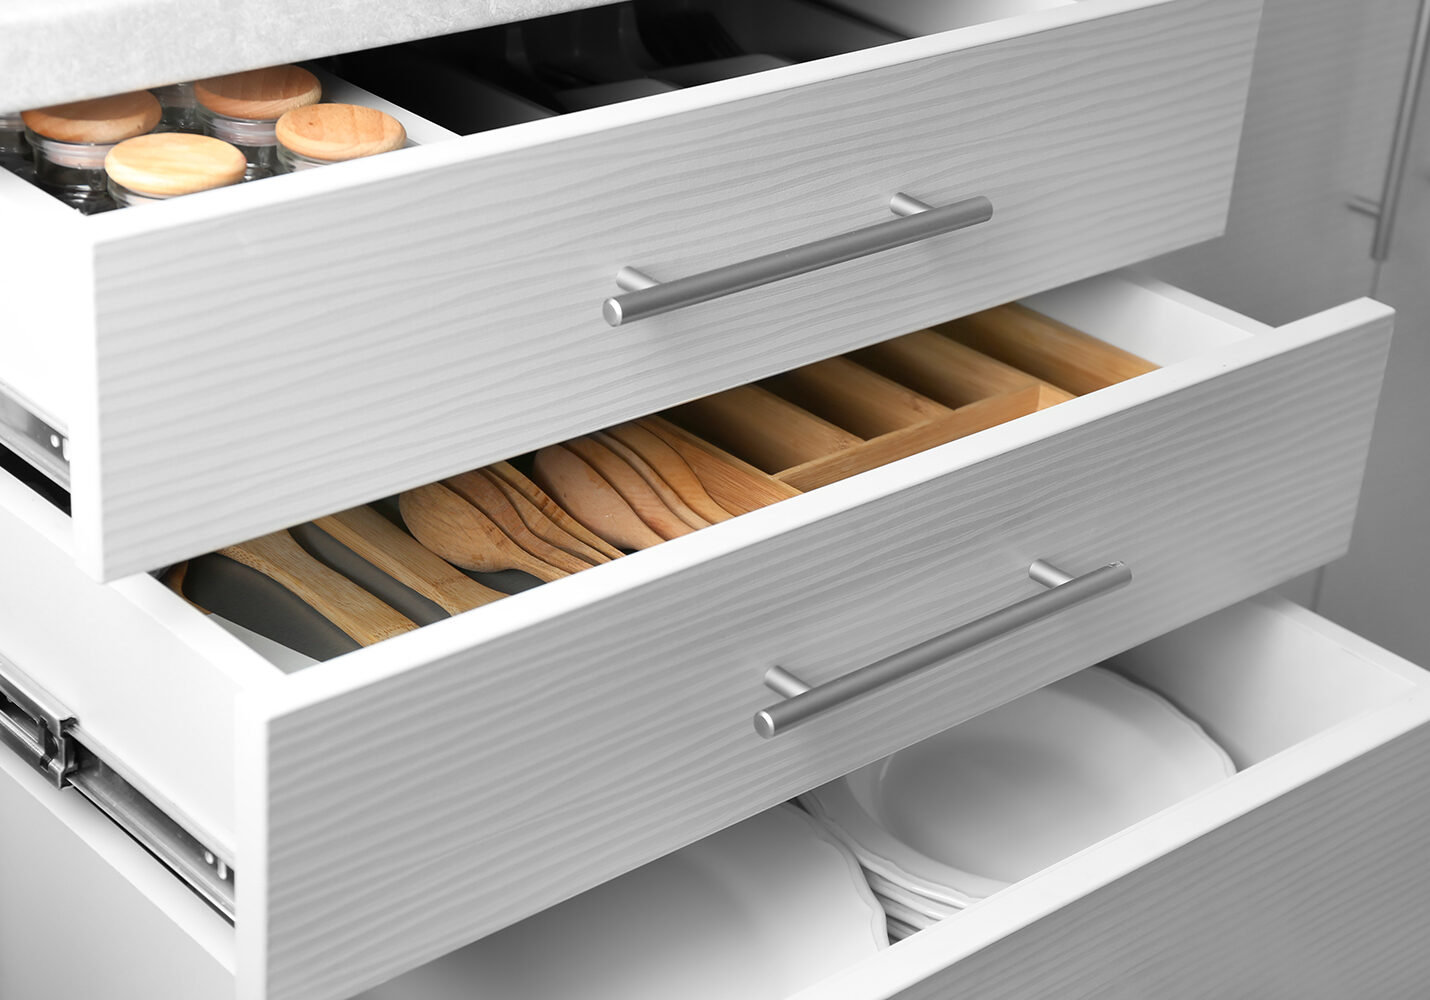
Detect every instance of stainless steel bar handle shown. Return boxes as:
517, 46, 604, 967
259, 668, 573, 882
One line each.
753, 560, 1132, 739
603, 193, 993, 326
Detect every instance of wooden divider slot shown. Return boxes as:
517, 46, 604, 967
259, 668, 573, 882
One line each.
760, 357, 953, 437
665, 384, 864, 473
937, 304, 1159, 395
850, 330, 1047, 407
775, 385, 1046, 492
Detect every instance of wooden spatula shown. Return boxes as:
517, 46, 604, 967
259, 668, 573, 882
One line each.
592, 430, 712, 530
605, 422, 733, 523
444, 470, 598, 574
312, 505, 505, 615
532, 445, 666, 550
218, 530, 418, 645
563, 436, 697, 539
488, 461, 624, 561
473, 467, 613, 565
399, 482, 574, 582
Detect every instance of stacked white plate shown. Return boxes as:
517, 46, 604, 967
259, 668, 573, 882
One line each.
358, 804, 887, 999
800, 667, 1236, 941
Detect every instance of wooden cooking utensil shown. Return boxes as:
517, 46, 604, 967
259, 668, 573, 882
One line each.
488, 461, 624, 561
218, 530, 418, 645
312, 505, 505, 615
564, 436, 700, 538
399, 482, 575, 582
475, 467, 614, 565
531, 446, 666, 550
444, 470, 598, 574
605, 422, 734, 523
638, 417, 803, 515
593, 430, 717, 530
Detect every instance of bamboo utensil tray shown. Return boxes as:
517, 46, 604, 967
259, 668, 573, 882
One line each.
167, 303, 1158, 660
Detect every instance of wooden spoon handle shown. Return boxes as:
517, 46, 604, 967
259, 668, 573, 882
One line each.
445, 470, 596, 575
593, 430, 710, 529
219, 530, 417, 645
476, 468, 612, 564
564, 436, 695, 540
532, 446, 666, 550
313, 506, 504, 615
605, 422, 733, 523
488, 461, 624, 561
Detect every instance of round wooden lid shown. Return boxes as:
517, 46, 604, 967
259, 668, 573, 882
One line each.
22, 91, 160, 144
194, 65, 321, 121
105, 133, 248, 196
275, 103, 406, 162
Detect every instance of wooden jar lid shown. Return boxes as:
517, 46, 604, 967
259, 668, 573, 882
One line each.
22, 91, 160, 144
275, 103, 406, 162
194, 65, 321, 121
105, 133, 247, 196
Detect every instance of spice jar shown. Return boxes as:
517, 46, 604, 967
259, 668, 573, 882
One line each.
105, 133, 247, 207
275, 103, 407, 172
0, 111, 30, 176
195, 66, 321, 180
151, 82, 201, 133
22, 92, 161, 213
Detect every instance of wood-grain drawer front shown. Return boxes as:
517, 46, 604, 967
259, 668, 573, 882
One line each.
237, 280, 1391, 1000
792, 600, 1430, 1000
2, 0, 1263, 582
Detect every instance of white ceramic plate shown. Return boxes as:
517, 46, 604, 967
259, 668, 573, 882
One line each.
878, 895, 944, 932
802, 667, 1235, 901
866, 871, 963, 920
357, 804, 886, 1000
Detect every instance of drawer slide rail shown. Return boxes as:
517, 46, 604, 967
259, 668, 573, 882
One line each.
0, 652, 235, 920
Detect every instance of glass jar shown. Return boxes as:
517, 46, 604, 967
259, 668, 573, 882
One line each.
22, 92, 161, 213
105, 133, 247, 207
151, 82, 201, 133
0, 111, 31, 177
195, 66, 321, 181
275, 103, 407, 172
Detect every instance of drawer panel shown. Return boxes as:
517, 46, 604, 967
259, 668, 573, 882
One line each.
0, 0, 1263, 580
227, 276, 1389, 1000
11, 599, 1430, 1000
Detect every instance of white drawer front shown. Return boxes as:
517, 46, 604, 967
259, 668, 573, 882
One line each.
0, 0, 1262, 580
227, 278, 1389, 1000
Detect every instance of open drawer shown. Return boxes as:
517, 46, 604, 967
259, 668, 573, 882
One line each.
9, 598, 1430, 1000
0, 272, 1392, 999
0, 0, 1263, 581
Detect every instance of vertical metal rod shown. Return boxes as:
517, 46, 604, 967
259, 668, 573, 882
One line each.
1372, 0, 1430, 261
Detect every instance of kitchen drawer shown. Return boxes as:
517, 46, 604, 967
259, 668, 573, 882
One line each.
0, 272, 1391, 1000
0, 0, 1263, 581
10, 597, 1430, 999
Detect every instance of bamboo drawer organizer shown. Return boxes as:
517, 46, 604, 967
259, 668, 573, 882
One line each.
168, 304, 1158, 663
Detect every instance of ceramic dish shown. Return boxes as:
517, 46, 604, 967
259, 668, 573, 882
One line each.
357, 804, 886, 1000
802, 667, 1235, 900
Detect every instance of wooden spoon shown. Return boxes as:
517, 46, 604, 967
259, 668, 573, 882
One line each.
218, 530, 418, 645
312, 505, 505, 615
604, 422, 733, 523
531, 446, 666, 550
488, 461, 624, 561
444, 470, 597, 575
399, 482, 573, 582
474, 467, 613, 565
592, 430, 711, 530
563, 436, 697, 539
